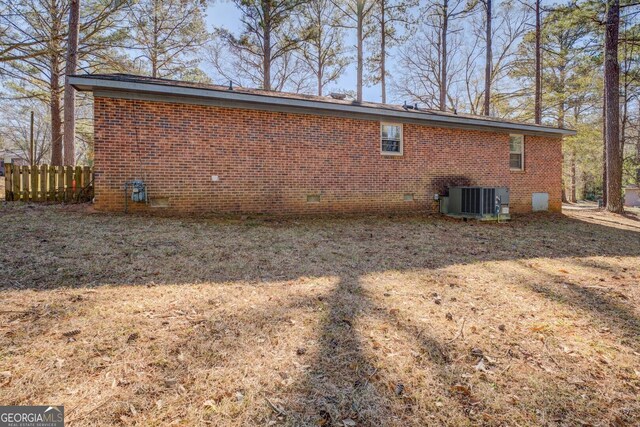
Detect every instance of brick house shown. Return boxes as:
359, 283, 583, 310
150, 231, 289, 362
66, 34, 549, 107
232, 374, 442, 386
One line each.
70, 74, 575, 215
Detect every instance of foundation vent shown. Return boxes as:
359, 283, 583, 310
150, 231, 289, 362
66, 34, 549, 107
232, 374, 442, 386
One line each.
150, 197, 170, 208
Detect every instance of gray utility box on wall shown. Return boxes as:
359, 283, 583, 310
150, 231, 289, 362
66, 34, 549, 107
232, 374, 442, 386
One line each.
532, 192, 549, 211
441, 186, 510, 220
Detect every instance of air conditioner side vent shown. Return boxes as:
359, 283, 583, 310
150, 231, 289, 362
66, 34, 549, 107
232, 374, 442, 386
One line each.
445, 186, 509, 220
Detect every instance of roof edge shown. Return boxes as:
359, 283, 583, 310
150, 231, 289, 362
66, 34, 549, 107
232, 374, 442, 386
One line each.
69, 75, 577, 137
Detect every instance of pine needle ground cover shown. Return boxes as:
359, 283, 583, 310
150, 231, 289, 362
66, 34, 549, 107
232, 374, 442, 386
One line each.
1, 204, 639, 426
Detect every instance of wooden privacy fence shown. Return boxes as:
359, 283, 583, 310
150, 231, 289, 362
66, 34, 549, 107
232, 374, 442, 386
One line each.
4, 164, 94, 202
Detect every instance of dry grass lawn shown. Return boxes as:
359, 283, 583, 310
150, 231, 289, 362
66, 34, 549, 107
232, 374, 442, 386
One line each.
1, 203, 640, 426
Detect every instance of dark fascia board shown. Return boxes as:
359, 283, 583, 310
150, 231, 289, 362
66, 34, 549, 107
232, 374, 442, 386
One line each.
69, 75, 577, 137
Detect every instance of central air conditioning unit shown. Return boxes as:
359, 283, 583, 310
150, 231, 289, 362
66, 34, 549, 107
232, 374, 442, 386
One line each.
440, 186, 510, 220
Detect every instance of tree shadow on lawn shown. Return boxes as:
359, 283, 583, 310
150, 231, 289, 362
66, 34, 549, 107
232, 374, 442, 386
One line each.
516, 260, 640, 353
3, 209, 640, 424
286, 274, 468, 426
287, 275, 389, 425
132, 274, 485, 426
72, 269, 630, 426
283, 272, 617, 426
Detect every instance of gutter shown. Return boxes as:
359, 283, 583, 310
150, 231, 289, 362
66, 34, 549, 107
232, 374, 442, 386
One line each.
69, 75, 577, 137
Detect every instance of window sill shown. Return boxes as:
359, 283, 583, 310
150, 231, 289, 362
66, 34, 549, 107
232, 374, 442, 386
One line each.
510, 169, 526, 173
381, 152, 403, 157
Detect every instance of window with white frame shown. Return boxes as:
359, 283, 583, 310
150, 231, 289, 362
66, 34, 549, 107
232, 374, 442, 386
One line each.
381, 123, 403, 155
509, 134, 524, 170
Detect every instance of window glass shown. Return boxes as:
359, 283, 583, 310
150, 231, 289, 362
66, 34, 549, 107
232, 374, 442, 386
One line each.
509, 135, 524, 170
381, 124, 402, 154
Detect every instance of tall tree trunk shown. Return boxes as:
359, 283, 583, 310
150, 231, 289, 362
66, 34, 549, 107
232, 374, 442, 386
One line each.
558, 60, 566, 128
317, 63, 323, 96
483, 0, 492, 116
263, 28, 271, 90
602, 82, 607, 204
621, 93, 627, 171
316, 7, 323, 96
49, 0, 63, 166
636, 134, 640, 185
152, 0, 159, 78
637, 106, 640, 184
63, 0, 80, 166
380, 0, 386, 104
261, 1, 272, 90
50, 54, 63, 166
558, 82, 569, 203
356, 2, 364, 103
604, 0, 623, 213
440, 0, 448, 111
534, 0, 542, 124
570, 148, 577, 203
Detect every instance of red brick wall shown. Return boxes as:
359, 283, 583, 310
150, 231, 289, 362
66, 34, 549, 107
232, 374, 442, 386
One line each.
93, 97, 563, 214
510, 135, 563, 212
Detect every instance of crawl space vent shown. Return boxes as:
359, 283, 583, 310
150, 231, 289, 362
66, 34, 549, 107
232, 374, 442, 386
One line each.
150, 197, 170, 208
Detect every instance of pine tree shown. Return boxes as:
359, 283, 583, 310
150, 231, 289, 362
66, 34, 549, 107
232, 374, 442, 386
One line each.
127, 0, 209, 79
214, 0, 308, 91
299, 0, 349, 95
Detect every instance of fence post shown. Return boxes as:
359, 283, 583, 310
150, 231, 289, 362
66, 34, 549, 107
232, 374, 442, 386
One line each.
48, 166, 56, 201
65, 166, 73, 202
30, 165, 38, 201
21, 166, 29, 201
57, 166, 64, 202
39, 165, 47, 202
73, 166, 82, 201
82, 166, 91, 201
12, 165, 20, 200
5, 164, 12, 201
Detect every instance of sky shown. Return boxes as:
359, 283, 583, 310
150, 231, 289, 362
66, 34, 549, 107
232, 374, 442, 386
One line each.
205, 1, 385, 102
202, 0, 563, 103
204, 0, 559, 105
